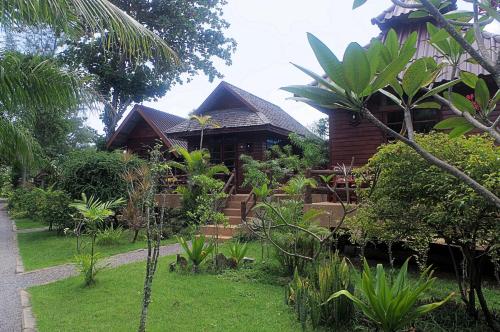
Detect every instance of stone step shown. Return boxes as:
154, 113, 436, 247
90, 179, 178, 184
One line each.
226, 201, 243, 209
200, 224, 240, 237
223, 208, 240, 216
227, 216, 242, 225
228, 194, 249, 202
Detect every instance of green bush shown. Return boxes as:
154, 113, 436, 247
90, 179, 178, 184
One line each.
8, 187, 73, 232
58, 149, 144, 201
96, 226, 124, 246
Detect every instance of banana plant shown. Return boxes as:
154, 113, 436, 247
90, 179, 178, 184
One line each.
328, 259, 453, 332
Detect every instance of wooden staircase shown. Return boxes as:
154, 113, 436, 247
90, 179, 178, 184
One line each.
199, 194, 250, 242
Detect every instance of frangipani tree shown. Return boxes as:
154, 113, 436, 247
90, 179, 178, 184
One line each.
282, 0, 500, 208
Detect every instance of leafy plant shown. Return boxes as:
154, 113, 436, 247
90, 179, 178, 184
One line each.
96, 225, 124, 246
177, 235, 214, 272
328, 259, 453, 332
228, 241, 249, 267
74, 252, 105, 286
71, 193, 124, 285
286, 254, 354, 329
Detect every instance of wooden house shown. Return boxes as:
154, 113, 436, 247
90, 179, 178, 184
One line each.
318, 0, 499, 168
106, 104, 186, 158
166, 81, 312, 189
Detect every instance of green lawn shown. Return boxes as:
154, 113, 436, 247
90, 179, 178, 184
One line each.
15, 217, 44, 230
17, 230, 176, 271
29, 254, 301, 332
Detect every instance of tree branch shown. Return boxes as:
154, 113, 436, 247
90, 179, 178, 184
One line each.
361, 107, 500, 208
419, 0, 498, 81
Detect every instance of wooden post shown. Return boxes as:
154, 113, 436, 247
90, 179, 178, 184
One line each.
305, 168, 312, 204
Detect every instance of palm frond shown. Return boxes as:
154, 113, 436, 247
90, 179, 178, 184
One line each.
0, 0, 178, 60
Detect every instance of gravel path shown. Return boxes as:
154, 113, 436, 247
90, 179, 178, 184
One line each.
0, 200, 182, 330
0, 201, 22, 331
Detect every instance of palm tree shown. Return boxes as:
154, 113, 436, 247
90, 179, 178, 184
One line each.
168, 146, 229, 177
190, 114, 220, 148
0, 0, 178, 174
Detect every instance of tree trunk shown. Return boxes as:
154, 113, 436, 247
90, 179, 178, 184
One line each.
132, 229, 139, 243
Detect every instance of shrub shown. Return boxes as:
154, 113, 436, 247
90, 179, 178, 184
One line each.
286, 254, 355, 329
228, 241, 249, 267
96, 226, 124, 246
178, 235, 214, 272
8, 187, 40, 217
357, 133, 499, 318
36, 187, 73, 232
58, 149, 144, 201
329, 259, 453, 332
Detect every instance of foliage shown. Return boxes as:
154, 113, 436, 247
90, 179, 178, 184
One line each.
62, 0, 235, 137
59, 149, 144, 201
71, 193, 124, 285
122, 162, 151, 242
329, 259, 453, 332
74, 252, 104, 286
228, 241, 249, 267
185, 175, 228, 227
358, 133, 499, 315
240, 145, 303, 189
307, 117, 329, 140
289, 132, 328, 168
178, 235, 214, 271
169, 147, 228, 223
286, 254, 355, 330
0, 166, 13, 197
8, 186, 73, 232
96, 226, 124, 246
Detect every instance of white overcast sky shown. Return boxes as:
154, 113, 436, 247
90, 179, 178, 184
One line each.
87, 0, 499, 133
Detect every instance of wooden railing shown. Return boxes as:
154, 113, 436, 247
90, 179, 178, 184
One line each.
305, 168, 357, 204
220, 170, 236, 210
240, 191, 257, 222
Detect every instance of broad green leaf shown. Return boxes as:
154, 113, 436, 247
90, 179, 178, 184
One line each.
352, 0, 368, 9
380, 89, 404, 108
281, 85, 343, 106
371, 40, 416, 92
408, 10, 429, 19
444, 10, 474, 22
414, 102, 441, 109
415, 79, 460, 103
459, 71, 478, 88
366, 40, 383, 78
474, 78, 490, 111
343, 42, 371, 94
307, 33, 348, 90
402, 59, 428, 101
434, 116, 469, 129
445, 91, 477, 114
449, 123, 475, 137
385, 29, 399, 60
479, 2, 500, 22
291, 63, 346, 96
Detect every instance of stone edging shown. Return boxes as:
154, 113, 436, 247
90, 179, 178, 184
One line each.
20, 289, 37, 331
12, 219, 25, 274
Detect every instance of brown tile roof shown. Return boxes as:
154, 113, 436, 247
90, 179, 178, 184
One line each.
106, 105, 187, 150
167, 81, 312, 137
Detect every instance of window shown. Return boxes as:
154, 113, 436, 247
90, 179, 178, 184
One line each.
385, 108, 440, 140
266, 138, 283, 149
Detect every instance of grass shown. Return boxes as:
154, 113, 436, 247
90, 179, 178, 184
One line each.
15, 217, 44, 230
17, 230, 176, 271
29, 253, 301, 332
28, 241, 500, 331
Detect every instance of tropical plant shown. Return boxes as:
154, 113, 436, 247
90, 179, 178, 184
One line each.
70, 193, 124, 285
282, 16, 500, 208
96, 225, 124, 246
286, 254, 355, 329
357, 133, 499, 321
228, 241, 249, 267
177, 235, 215, 272
190, 114, 221, 148
169, 146, 229, 178
329, 259, 453, 332
74, 252, 105, 286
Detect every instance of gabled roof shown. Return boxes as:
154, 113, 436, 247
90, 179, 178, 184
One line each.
372, 0, 456, 30
106, 105, 187, 150
167, 81, 312, 137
